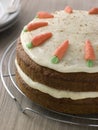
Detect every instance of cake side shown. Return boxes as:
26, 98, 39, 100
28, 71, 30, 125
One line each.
16, 70, 98, 114
16, 41, 98, 92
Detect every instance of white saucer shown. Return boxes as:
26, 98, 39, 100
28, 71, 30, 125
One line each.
0, 0, 20, 31
0, 16, 18, 32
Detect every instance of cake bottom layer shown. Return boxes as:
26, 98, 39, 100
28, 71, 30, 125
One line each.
16, 70, 98, 114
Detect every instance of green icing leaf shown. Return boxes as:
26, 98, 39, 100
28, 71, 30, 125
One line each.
23, 28, 28, 32
35, 15, 38, 18
26, 43, 33, 49
51, 56, 59, 64
87, 60, 93, 67
23, 26, 28, 32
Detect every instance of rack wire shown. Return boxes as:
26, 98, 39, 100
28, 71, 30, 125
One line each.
1, 39, 98, 127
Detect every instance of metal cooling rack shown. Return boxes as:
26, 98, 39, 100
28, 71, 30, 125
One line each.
1, 39, 98, 127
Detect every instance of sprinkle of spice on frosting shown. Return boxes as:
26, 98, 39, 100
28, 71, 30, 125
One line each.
84, 40, 96, 67
37, 11, 54, 18
51, 40, 69, 64
26, 32, 52, 48
24, 22, 48, 32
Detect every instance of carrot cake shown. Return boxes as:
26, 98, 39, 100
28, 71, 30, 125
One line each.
15, 6, 98, 114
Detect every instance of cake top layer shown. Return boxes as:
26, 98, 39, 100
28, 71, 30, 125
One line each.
21, 8, 98, 73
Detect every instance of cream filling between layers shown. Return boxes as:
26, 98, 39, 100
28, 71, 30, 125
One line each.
15, 59, 98, 100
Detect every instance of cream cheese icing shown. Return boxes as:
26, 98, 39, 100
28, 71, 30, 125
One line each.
15, 59, 98, 100
21, 10, 98, 73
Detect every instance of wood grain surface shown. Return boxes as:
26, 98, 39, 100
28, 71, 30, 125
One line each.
0, 0, 98, 130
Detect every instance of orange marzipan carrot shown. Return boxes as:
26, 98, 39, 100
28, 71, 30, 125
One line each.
88, 7, 98, 14
53, 40, 69, 60
32, 32, 52, 46
26, 22, 48, 31
37, 11, 54, 18
64, 6, 73, 13
85, 40, 96, 60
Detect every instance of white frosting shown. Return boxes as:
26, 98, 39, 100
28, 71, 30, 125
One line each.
21, 10, 98, 73
15, 59, 98, 100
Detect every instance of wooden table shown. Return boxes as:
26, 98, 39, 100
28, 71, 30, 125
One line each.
0, 0, 98, 129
